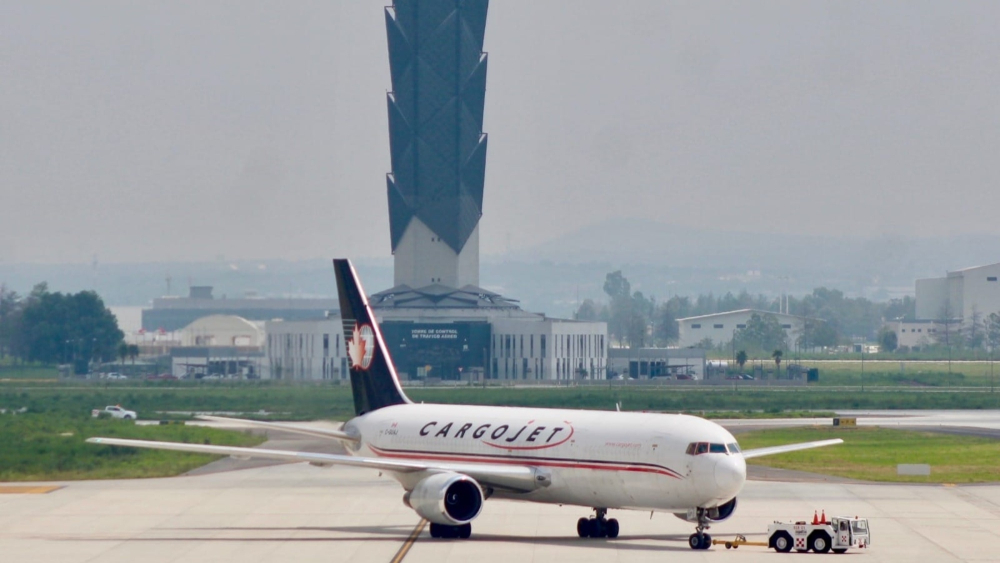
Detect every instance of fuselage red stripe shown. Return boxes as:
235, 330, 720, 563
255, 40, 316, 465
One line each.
367, 445, 683, 479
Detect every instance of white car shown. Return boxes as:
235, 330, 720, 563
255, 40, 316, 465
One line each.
94, 405, 137, 420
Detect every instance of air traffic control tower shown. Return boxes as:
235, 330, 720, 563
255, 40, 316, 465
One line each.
385, 0, 488, 289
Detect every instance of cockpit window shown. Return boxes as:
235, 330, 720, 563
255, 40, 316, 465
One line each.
687, 442, 734, 455
726, 443, 741, 454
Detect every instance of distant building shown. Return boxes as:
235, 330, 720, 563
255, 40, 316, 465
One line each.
916, 262, 1000, 323
264, 318, 347, 381
882, 319, 940, 349
262, 286, 607, 382
169, 315, 265, 379
676, 309, 814, 349
142, 285, 337, 332
607, 348, 706, 380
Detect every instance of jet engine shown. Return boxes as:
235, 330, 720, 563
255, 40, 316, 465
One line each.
403, 473, 484, 525
674, 498, 738, 523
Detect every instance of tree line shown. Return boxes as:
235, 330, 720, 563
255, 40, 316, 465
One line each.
0, 283, 124, 373
575, 270, 916, 351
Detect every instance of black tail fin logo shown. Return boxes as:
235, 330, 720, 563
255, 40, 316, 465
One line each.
333, 259, 411, 416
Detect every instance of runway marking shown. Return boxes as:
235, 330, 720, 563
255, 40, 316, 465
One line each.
0, 485, 63, 494
390, 519, 426, 563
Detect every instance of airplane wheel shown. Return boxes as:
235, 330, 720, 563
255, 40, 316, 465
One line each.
702, 533, 712, 549
689, 534, 702, 549
606, 518, 619, 539
458, 523, 472, 539
577, 517, 590, 538
429, 523, 440, 538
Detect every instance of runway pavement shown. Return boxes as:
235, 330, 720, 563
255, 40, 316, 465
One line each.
2, 462, 1000, 563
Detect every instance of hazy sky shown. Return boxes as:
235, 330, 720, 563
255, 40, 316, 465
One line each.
3, 1, 999, 264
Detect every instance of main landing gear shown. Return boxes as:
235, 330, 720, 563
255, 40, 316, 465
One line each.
428, 523, 472, 539
688, 508, 712, 550
577, 508, 619, 539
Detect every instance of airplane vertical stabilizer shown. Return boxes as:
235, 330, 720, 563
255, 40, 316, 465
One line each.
333, 259, 412, 415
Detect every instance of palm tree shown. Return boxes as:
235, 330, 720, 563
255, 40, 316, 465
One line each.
772, 349, 783, 379
117, 342, 128, 373
736, 350, 748, 372
127, 344, 140, 370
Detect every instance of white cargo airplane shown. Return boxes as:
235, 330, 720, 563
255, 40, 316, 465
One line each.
89, 259, 842, 549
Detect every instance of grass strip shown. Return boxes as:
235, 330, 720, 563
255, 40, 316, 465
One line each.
0, 413, 265, 481
737, 426, 1000, 483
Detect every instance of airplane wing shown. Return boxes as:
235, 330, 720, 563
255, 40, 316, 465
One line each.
194, 415, 360, 443
741, 438, 843, 459
85, 437, 543, 492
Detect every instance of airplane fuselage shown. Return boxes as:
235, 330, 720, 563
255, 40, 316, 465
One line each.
345, 403, 746, 513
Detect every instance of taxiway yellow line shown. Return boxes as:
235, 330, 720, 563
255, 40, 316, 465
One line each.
390, 519, 427, 563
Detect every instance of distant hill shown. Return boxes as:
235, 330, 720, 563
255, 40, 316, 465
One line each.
4, 219, 999, 319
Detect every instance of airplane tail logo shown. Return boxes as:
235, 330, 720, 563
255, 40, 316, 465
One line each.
333, 259, 411, 416
347, 323, 375, 370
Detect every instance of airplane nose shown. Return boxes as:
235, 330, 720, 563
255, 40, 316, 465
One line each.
715, 455, 746, 496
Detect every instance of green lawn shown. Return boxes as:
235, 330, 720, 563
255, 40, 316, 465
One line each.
0, 413, 265, 481
4, 383, 1000, 422
737, 426, 1000, 483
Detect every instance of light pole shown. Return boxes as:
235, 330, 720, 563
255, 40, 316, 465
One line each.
860, 341, 865, 392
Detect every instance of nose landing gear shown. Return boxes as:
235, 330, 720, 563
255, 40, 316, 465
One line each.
688, 508, 712, 550
576, 508, 620, 539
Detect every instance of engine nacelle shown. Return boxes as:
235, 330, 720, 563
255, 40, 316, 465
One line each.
403, 473, 484, 525
673, 498, 738, 523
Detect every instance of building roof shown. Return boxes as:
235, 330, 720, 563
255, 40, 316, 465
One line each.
948, 262, 1000, 275
370, 284, 522, 310
677, 309, 818, 322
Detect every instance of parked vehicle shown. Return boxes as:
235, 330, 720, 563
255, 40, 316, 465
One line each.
92, 405, 137, 420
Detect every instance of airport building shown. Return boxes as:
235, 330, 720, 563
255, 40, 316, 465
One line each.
264, 318, 347, 381
607, 348, 706, 380
915, 262, 1000, 323
167, 315, 266, 379
879, 262, 1000, 349
142, 285, 336, 332
676, 309, 814, 349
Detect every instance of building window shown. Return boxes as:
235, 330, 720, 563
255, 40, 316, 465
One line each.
737, 324, 746, 329
781, 324, 792, 329
692, 324, 701, 329
713, 324, 723, 329
323, 334, 329, 357
989, 276, 998, 282
541, 335, 546, 358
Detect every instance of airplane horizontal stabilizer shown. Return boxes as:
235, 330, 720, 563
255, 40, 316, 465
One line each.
741, 438, 844, 459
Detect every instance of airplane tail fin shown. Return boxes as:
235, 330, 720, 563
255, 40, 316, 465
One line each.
333, 259, 411, 416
